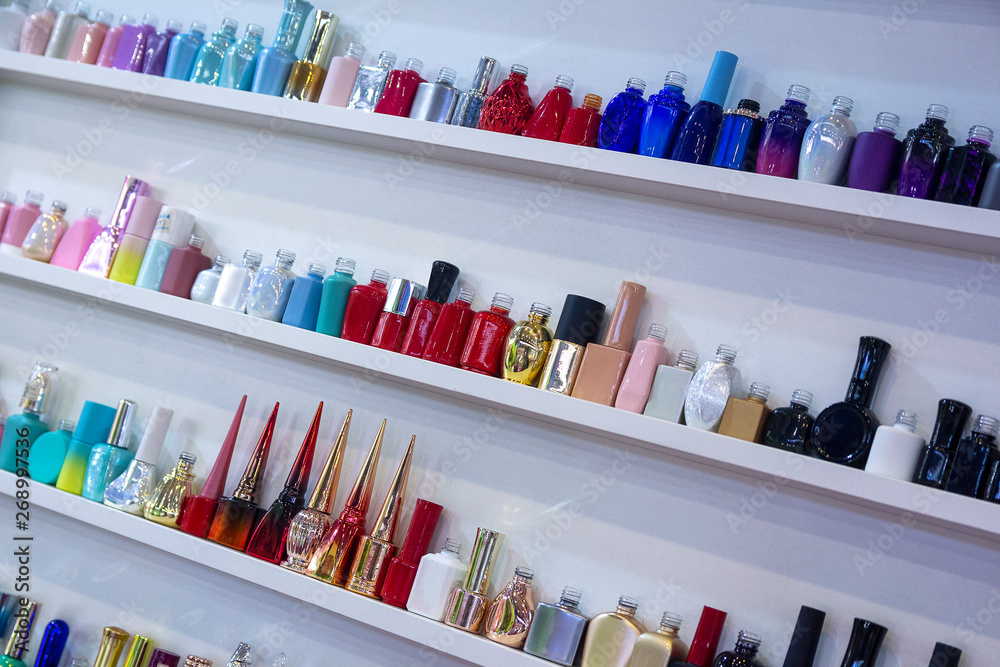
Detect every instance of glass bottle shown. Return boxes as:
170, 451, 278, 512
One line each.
0, 190, 42, 256
460, 292, 515, 377
19, 0, 58, 55
865, 410, 925, 480
559, 93, 603, 147
340, 268, 391, 343
502, 302, 554, 386
409, 66, 460, 124
926, 643, 962, 667
82, 399, 136, 503
20, 200, 68, 262
756, 84, 811, 177
522, 75, 574, 141
218, 23, 264, 91
25, 419, 74, 485
250, 0, 312, 96
451, 56, 498, 128
43, 1, 89, 59
669, 50, 739, 165
140, 18, 181, 76
580, 595, 646, 667
189, 255, 231, 304
897, 104, 954, 199
0, 191, 15, 237
162, 19, 204, 80
422, 287, 477, 366
347, 50, 396, 111
684, 344, 742, 432
713, 631, 762, 667
0, 362, 57, 473
719, 382, 772, 442
485, 566, 536, 648
282, 10, 338, 102
400, 260, 461, 358
644, 350, 698, 423
524, 587, 588, 666
315, 257, 357, 336
912, 399, 972, 489
317, 42, 365, 107
406, 539, 467, 621
798, 96, 857, 184
616, 324, 670, 413
143, 452, 197, 527
189, 18, 238, 86
709, 99, 763, 172
281, 262, 326, 330
32, 618, 69, 667
159, 234, 212, 299
246, 249, 297, 321
379, 498, 444, 608
49, 205, 100, 269
103, 406, 172, 514
225, 644, 253, 667
847, 112, 902, 192
944, 414, 999, 498
628, 612, 687, 666
0, 1, 30, 52
66, 9, 111, 64
979, 160, 1000, 211
370, 278, 426, 352
538, 294, 607, 395
598, 77, 647, 153
444, 528, 505, 633
95, 14, 136, 67
212, 249, 263, 312
638, 71, 690, 158
110, 12, 157, 72
148, 649, 182, 667
478, 64, 534, 134
761, 389, 814, 454
373, 57, 425, 116
934, 125, 997, 206
838, 618, 887, 667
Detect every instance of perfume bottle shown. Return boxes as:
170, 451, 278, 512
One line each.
615, 324, 669, 413
140, 18, 181, 76
809, 336, 892, 468
0, 600, 38, 667
450, 56, 498, 128
485, 567, 536, 648
43, 1, 89, 59
218, 23, 264, 90
160, 235, 212, 298
379, 498, 444, 608
107, 195, 164, 284
25, 419, 74, 485
66, 9, 112, 64
838, 618, 887, 667
865, 410, 925, 480
190, 255, 232, 304
671, 606, 727, 667
134, 206, 196, 291
944, 414, 999, 498
104, 406, 173, 514
281, 262, 326, 329
502, 302, 554, 386
713, 631, 762, 667
340, 268, 390, 343
246, 402, 322, 563
373, 57, 426, 116
935, 125, 997, 206
406, 538, 467, 621
82, 399, 136, 503
638, 72, 690, 158
684, 344, 741, 432
761, 389, 815, 454
710, 99, 764, 171
0, 362, 57, 473
400, 260, 461, 358
246, 249, 297, 321
444, 527, 505, 633
522, 75, 574, 141
670, 50, 739, 165
120, 636, 152, 667
0, 2, 30, 52
143, 452, 197, 527
111, 13, 157, 72
756, 84, 812, 178
283, 10, 338, 102
33, 619, 69, 667
55, 401, 117, 495
211, 249, 263, 312
719, 382, 772, 442
95, 14, 137, 67
580, 596, 646, 667
912, 399, 972, 489
20, 200, 67, 262
897, 104, 955, 199
478, 64, 533, 134
799, 96, 858, 184
847, 112, 902, 192
538, 294, 606, 395
643, 350, 698, 423
91, 627, 129, 667
79, 176, 150, 278
524, 587, 588, 666
459, 292, 515, 377
315, 257, 358, 336
347, 50, 396, 111
781, 605, 826, 667
162, 19, 205, 80
18, 0, 58, 55
422, 287, 477, 366
559, 93, 604, 147
370, 279, 426, 352
598, 77, 646, 153
250, 0, 312, 96
979, 160, 1000, 210
629, 612, 687, 666
317, 42, 364, 107
409, 66, 460, 123
0, 190, 42, 256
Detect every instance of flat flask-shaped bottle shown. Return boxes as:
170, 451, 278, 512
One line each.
408, 66, 459, 123
761, 389, 814, 454
798, 95, 857, 184
212, 249, 263, 312
190, 254, 231, 304
49, 205, 102, 267
340, 268, 390, 343
580, 595, 645, 667
460, 292, 515, 377
934, 125, 997, 206
406, 539, 467, 621
713, 630, 762, 667
628, 611, 687, 667
847, 112, 902, 192
684, 344, 742, 432
143, 452, 197, 527
246, 249, 296, 321
524, 587, 588, 666
20, 200, 68, 262
756, 84, 811, 178
502, 302, 553, 386
644, 349, 698, 423
484, 566, 536, 648
912, 398, 971, 489
159, 234, 211, 298
865, 410, 925, 480
718, 382, 772, 442
897, 103, 954, 199
478, 64, 533, 134
282, 262, 326, 330
638, 71, 689, 158
598, 77, 646, 153
421, 287, 477, 366
347, 50, 396, 111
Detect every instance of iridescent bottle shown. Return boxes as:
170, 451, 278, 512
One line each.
485, 566, 536, 648
246, 249, 296, 321
798, 96, 857, 184
897, 104, 954, 199
761, 389, 814, 454
756, 84, 811, 178
598, 77, 646, 153
218, 23, 264, 91
20, 200, 68, 262
523, 587, 588, 666
934, 125, 997, 206
580, 595, 645, 667
212, 249, 263, 312
628, 612, 687, 666
712, 631, 762, 667
189, 255, 231, 304
478, 64, 533, 134
638, 72, 689, 158
502, 302, 553, 386
189, 18, 238, 86
684, 344, 742, 433
143, 452, 197, 527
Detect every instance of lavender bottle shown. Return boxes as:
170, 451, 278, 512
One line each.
755, 84, 811, 178
896, 104, 954, 199
934, 125, 997, 206
847, 112, 902, 192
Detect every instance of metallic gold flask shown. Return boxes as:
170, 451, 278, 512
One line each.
502, 303, 553, 386
628, 612, 687, 666
580, 596, 646, 667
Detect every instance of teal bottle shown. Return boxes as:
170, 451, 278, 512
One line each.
0, 362, 57, 473
189, 18, 238, 86
55, 401, 117, 496
82, 400, 136, 503
282, 262, 327, 330
162, 20, 206, 80
315, 257, 358, 337
251, 0, 313, 96
26, 420, 75, 485
219, 23, 264, 91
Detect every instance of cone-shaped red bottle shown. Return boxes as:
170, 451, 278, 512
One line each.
478, 64, 533, 134
245, 402, 322, 563
522, 75, 574, 141
379, 498, 443, 607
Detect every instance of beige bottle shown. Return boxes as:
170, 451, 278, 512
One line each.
581, 595, 646, 667
628, 611, 688, 666
718, 382, 772, 442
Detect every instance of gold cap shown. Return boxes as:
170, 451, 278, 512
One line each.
2, 599, 38, 659
232, 403, 279, 503
121, 635, 153, 667
306, 409, 351, 513
463, 527, 505, 595
345, 535, 396, 598
93, 627, 130, 667
342, 419, 385, 515
369, 435, 415, 543
301, 10, 339, 67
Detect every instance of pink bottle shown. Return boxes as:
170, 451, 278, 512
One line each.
95, 14, 137, 68
0, 190, 43, 256
160, 234, 211, 298
49, 205, 102, 270
614, 324, 670, 413
67, 9, 112, 64
317, 42, 364, 107
111, 12, 157, 72
0, 191, 17, 239
18, 0, 58, 55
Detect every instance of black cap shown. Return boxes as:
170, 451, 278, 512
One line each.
424, 261, 460, 303
737, 98, 761, 114
782, 606, 826, 667
928, 642, 962, 667
929, 399, 972, 452
553, 295, 605, 346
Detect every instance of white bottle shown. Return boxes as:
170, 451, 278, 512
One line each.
865, 410, 926, 480
212, 249, 262, 312
644, 350, 698, 423
44, 1, 91, 59
798, 95, 858, 184
190, 254, 230, 304
0, 0, 29, 50
407, 539, 468, 621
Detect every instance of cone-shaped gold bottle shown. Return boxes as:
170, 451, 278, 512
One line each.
93, 627, 130, 667
144, 452, 198, 527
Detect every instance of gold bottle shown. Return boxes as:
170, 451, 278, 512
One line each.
121, 635, 153, 667
144, 452, 198, 527
628, 612, 688, 666
502, 302, 554, 386
485, 566, 536, 648
283, 11, 339, 102
718, 382, 773, 442
93, 627, 130, 667
444, 527, 505, 633
581, 596, 646, 667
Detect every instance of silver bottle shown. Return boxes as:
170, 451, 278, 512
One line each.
213, 249, 263, 312
189, 254, 231, 304
409, 67, 460, 123
684, 344, 742, 432
246, 249, 296, 321
523, 586, 587, 665
347, 50, 396, 111
799, 96, 858, 184
451, 56, 498, 128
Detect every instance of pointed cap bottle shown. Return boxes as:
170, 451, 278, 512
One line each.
232, 402, 279, 503
307, 408, 350, 513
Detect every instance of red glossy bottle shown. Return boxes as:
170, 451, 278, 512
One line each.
341, 269, 391, 343
373, 58, 426, 117
522, 75, 574, 141
379, 498, 443, 608
559, 93, 604, 147
371, 278, 425, 352
459, 292, 515, 376
478, 64, 534, 135
422, 287, 476, 367
160, 234, 212, 298
400, 261, 460, 358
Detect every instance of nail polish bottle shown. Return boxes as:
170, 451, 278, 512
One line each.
55, 401, 116, 495
104, 406, 172, 514
91, 627, 129, 667
719, 382, 772, 442
502, 302, 554, 386
409, 67, 459, 123
282, 410, 351, 571
0, 190, 43, 256
211, 249, 262, 312
761, 390, 815, 454
96, 14, 135, 67
346, 436, 416, 598
523, 587, 587, 665
926, 643, 962, 667
684, 345, 741, 433
373, 57, 425, 116
250, 0, 312, 96
670, 606, 727, 667
108, 195, 164, 284
935, 125, 997, 206
670, 51, 739, 165
25, 419, 74, 485
18, 0, 57, 55
443, 528, 505, 633
163, 20, 206, 80
189, 18, 238, 85
347, 50, 396, 111
0, 600, 38, 667
78, 176, 149, 278
756, 84, 812, 178
580, 596, 646, 667
149, 650, 181, 667
643, 350, 698, 423
978, 160, 1000, 210
43, 1, 89, 59
160, 235, 212, 299
713, 631, 762, 667
459, 292, 515, 377
598, 77, 647, 153
66, 9, 111, 64
450, 56, 498, 128
190, 255, 232, 304
572, 281, 647, 406
82, 399, 136, 503
485, 566, 536, 648
422, 287, 477, 366
280, 262, 325, 329
0, 2, 29, 52
33, 619, 69, 667
479, 64, 534, 134
218, 23, 264, 91
370, 279, 426, 352
226, 644, 253, 667
615, 324, 669, 413
558, 93, 604, 147
522, 75, 574, 141
341, 269, 391, 343
317, 42, 365, 107
799, 96, 858, 184
539, 294, 607, 395
120, 636, 152, 667
897, 104, 955, 199
135, 207, 196, 291
629, 611, 687, 666
944, 414, 999, 498
283, 10, 338, 102
144, 451, 198, 526
140, 18, 181, 76
913, 399, 972, 489
639, 72, 690, 158
49, 205, 102, 270
207, 403, 278, 550
307, 420, 385, 585
781, 605, 825, 667
111, 13, 157, 72
406, 538, 467, 621
246, 402, 322, 562
0, 362, 57, 473
809, 336, 892, 468
0, 191, 15, 238
710, 99, 763, 171
315, 257, 357, 336
19, 200, 68, 263
865, 410, 925, 480
847, 112, 902, 192
400, 261, 461, 358
839, 618, 887, 667
379, 498, 444, 608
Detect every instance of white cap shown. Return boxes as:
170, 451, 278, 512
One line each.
134, 406, 173, 463
150, 207, 196, 247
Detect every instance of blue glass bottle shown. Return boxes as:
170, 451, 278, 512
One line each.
246, 249, 297, 321
597, 77, 646, 153
945, 414, 999, 498
281, 262, 326, 330
637, 71, 689, 158
219, 23, 264, 91
189, 18, 238, 85
897, 104, 954, 199
0, 363, 57, 473
162, 20, 206, 81
756, 84, 811, 178
934, 125, 997, 206
670, 50, 738, 165
251, 0, 313, 96
82, 399, 136, 503
316, 257, 357, 337
709, 99, 763, 171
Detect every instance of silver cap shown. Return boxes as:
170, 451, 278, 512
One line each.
382, 278, 425, 317
107, 400, 137, 449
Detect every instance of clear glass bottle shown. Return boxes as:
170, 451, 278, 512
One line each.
246, 249, 296, 321
21, 200, 68, 262
212, 249, 263, 312
524, 587, 588, 666
0, 362, 57, 473
718, 382, 772, 442
218, 23, 264, 91
712, 630, 762, 667
865, 410, 925, 480
934, 125, 997, 206
485, 566, 536, 648
644, 350, 698, 423
144, 452, 197, 527
406, 538, 467, 621
684, 344, 742, 432
628, 612, 687, 667
451, 56, 499, 128
82, 399, 136, 503
190, 254, 231, 304
103, 406, 172, 515
189, 18, 238, 85
761, 389, 814, 454
502, 302, 553, 386
581, 596, 646, 667
798, 96, 857, 184
347, 50, 396, 111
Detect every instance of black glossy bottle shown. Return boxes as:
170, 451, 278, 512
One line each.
782, 606, 826, 667
944, 414, 999, 498
934, 125, 997, 206
912, 399, 972, 489
762, 389, 814, 454
713, 631, 762, 667
809, 337, 891, 469
839, 618, 887, 667
927, 642, 962, 667
896, 104, 955, 199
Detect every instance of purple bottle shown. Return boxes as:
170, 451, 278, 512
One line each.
847, 112, 902, 192
934, 125, 997, 206
896, 104, 954, 199
756, 84, 811, 178
141, 18, 182, 76
111, 13, 158, 72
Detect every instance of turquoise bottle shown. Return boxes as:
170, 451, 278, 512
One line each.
26, 420, 75, 485
315, 257, 357, 337
251, 0, 313, 96
162, 20, 206, 80
55, 401, 117, 496
282, 262, 327, 330
219, 23, 264, 91
82, 399, 136, 503
0, 362, 57, 473
189, 18, 238, 86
